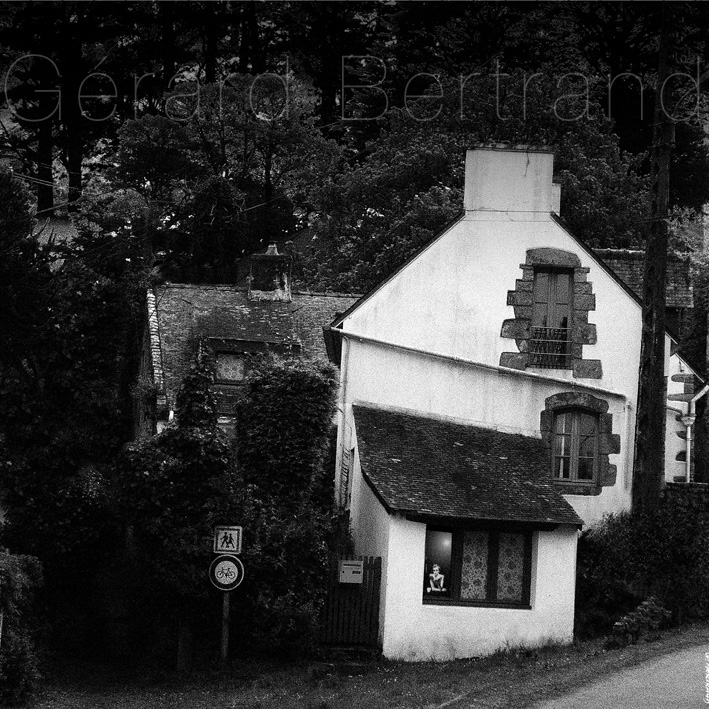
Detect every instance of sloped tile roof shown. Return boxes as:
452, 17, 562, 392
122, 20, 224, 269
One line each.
353, 405, 582, 526
152, 284, 358, 411
594, 249, 693, 309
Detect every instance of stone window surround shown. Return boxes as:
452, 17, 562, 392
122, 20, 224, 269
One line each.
540, 392, 620, 496
500, 247, 602, 380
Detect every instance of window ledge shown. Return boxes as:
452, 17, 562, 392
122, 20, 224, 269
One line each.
554, 481, 601, 496
422, 598, 531, 610
528, 366, 573, 373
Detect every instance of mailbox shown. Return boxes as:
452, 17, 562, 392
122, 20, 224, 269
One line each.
338, 559, 364, 584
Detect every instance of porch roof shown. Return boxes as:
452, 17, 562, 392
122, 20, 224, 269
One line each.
353, 405, 583, 527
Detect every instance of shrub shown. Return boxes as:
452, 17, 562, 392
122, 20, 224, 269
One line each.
233, 357, 340, 656
112, 348, 237, 666
608, 597, 672, 648
0, 550, 42, 705
576, 489, 709, 638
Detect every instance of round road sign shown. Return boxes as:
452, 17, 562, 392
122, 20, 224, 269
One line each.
209, 554, 244, 591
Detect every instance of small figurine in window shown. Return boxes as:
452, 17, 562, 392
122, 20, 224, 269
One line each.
427, 564, 446, 593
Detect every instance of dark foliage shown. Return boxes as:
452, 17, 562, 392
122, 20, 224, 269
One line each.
608, 597, 671, 648
0, 550, 43, 706
0, 170, 148, 655
112, 348, 236, 663
303, 71, 650, 292
575, 488, 709, 638
233, 357, 341, 655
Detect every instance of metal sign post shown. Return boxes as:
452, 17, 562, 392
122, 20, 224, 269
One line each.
221, 592, 230, 663
210, 528, 244, 665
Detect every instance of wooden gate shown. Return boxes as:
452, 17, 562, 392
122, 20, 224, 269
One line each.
321, 556, 381, 648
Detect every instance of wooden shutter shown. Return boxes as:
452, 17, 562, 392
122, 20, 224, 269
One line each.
550, 271, 571, 329
532, 270, 551, 328
533, 270, 572, 329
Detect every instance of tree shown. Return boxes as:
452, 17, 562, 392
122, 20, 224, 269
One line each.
113, 348, 236, 667
633, 15, 673, 514
0, 170, 54, 381
301, 71, 650, 293
0, 550, 42, 706
0, 169, 148, 653
233, 356, 341, 653
109, 77, 341, 282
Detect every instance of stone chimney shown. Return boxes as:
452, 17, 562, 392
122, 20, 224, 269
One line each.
248, 243, 292, 302
464, 145, 555, 215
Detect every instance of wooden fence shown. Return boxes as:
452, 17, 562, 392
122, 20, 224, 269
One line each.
320, 556, 381, 648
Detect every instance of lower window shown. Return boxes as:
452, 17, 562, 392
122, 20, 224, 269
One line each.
423, 527, 532, 607
553, 409, 598, 483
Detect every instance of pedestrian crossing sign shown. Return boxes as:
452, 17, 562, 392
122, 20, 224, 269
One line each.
213, 526, 242, 554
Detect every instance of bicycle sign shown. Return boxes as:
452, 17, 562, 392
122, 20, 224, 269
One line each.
209, 554, 245, 591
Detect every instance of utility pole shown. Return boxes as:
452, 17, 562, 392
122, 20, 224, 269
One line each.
633, 11, 673, 514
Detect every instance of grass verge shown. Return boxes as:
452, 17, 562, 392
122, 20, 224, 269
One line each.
35, 622, 709, 709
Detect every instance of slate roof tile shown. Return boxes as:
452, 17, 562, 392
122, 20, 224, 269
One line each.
594, 249, 693, 309
353, 405, 582, 526
153, 284, 358, 411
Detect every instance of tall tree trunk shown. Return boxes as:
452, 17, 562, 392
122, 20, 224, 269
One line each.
263, 134, 273, 241
632, 13, 672, 514
33, 4, 59, 215
160, 2, 176, 87
204, 1, 218, 84
36, 95, 54, 216
238, 3, 259, 72
60, 7, 84, 213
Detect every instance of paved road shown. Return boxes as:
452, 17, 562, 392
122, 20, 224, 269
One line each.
531, 644, 709, 709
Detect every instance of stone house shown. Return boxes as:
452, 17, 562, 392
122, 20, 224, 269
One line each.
135, 247, 358, 437
324, 146, 702, 661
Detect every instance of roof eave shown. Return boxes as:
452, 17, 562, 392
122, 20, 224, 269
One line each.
551, 213, 703, 379
404, 512, 581, 530
361, 460, 583, 530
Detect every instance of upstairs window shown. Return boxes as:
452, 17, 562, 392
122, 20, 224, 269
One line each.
216, 353, 246, 383
553, 409, 598, 483
530, 269, 573, 369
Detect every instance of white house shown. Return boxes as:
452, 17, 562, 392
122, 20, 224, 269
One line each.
326, 146, 701, 661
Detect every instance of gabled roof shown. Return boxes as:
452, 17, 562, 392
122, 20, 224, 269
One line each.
353, 404, 583, 527
329, 211, 693, 338
149, 284, 359, 413
330, 212, 465, 329
593, 249, 693, 310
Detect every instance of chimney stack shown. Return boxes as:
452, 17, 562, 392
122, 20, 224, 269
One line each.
248, 243, 292, 302
464, 145, 555, 215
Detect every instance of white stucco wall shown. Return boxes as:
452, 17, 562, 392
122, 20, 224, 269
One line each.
350, 458, 390, 562
336, 149, 696, 525
378, 515, 578, 661
347, 423, 579, 660
341, 341, 631, 526
334, 148, 700, 661
350, 468, 392, 644
343, 213, 649, 397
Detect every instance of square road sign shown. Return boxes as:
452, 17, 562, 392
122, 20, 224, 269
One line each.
213, 526, 242, 554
